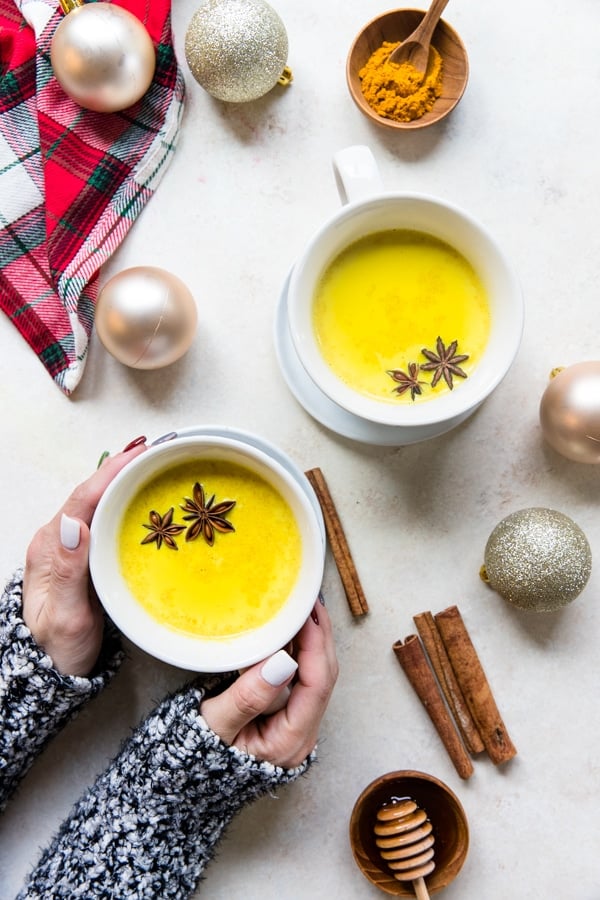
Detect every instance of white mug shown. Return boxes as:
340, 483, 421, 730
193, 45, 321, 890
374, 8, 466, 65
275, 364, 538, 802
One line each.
286, 145, 523, 436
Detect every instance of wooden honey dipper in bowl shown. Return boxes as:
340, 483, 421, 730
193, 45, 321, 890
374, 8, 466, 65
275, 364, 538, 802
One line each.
374, 798, 435, 900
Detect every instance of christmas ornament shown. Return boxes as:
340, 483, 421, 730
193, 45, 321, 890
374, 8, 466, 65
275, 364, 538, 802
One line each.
184, 0, 292, 103
480, 508, 592, 612
539, 362, 600, 464
51, 0, 156, 113
95, 267, 197, 369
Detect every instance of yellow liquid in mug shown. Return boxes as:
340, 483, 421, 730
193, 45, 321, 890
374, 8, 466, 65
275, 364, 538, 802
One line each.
118, 460, 302, 638
312, 230, 491, 403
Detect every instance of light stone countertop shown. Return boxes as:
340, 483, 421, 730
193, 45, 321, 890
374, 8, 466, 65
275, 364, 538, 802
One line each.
1, 1, 600, 898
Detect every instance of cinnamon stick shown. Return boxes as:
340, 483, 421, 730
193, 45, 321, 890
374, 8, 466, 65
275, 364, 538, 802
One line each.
305, 467, 368, 617
413, 611, 485, 756
392, 635, 473, 780
434, 606, 517, 765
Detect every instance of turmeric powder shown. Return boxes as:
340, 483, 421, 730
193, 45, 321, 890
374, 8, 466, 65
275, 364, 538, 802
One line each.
359, 41, 443, 123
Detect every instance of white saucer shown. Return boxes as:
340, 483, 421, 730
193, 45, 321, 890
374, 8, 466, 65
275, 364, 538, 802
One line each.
274, 273, 460, 446
149, 423, 325, 545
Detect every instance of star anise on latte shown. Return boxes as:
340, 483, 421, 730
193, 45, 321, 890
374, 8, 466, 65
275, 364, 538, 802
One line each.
180, 482, 236, 546
420, 337, 469, 389
387, 362, 425, 401
141, 507, 185, 550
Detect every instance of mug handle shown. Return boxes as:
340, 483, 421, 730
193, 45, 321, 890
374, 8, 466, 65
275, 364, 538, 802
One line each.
332, 145, 383, 205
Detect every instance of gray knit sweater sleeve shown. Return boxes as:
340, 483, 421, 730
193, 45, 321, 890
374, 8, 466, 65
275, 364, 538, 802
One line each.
17, 685, 313, 899
1, 573, 313, 898
0, 573, 124, 812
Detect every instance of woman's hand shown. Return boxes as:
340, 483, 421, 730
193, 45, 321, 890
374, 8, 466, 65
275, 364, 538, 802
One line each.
22, 440, 147, 677
201, 599, 338, 768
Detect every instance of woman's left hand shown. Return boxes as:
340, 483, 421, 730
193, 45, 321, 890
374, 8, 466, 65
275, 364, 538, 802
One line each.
22, 443, 146, 677
201, 599, 338, 768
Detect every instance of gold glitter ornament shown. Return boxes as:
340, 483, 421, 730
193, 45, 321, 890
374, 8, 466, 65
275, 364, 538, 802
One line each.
184, 0, 292, 103
480, 508, 592, 612
539, 361, 600, 464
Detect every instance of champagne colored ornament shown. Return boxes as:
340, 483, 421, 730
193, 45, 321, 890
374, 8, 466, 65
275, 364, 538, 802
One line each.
95, 267, 198, 369
539, 361, 600, 464
51, 0, 156, 113
184, 0, 292, 103
480, 507, 592, 612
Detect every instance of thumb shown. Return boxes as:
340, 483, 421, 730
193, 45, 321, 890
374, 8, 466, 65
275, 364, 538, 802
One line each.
49, 514, 92, 612
201, 650, 298, 745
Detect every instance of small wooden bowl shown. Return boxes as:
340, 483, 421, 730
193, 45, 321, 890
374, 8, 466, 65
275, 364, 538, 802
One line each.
349, 770, 469, 895
346, 8, 469, 130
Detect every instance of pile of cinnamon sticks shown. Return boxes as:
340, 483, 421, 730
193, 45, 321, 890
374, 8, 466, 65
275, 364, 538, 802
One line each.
303, 468, 516, 779
393, 605, 517, 779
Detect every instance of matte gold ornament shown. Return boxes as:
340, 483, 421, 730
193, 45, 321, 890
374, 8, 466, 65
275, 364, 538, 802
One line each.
480, 507, 592, 612
51, 0, 156, 113
184, 0, 292, 103
95, 267, 198, 369
539, 361, 600, 464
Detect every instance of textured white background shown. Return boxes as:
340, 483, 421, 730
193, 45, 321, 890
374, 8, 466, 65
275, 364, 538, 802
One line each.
2, 1, 600, 898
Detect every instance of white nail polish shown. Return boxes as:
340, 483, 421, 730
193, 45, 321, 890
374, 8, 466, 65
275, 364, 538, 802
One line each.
60, 514, 81, 550
261, 650, 298, 686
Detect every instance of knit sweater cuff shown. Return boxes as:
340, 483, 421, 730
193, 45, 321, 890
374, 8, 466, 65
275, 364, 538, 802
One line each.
0, 573, 124, 811
110, 683, 314, 808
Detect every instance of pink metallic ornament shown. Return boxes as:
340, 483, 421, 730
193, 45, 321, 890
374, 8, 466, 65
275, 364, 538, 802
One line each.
51, 0, 156, 113
95, 266, 197, 369
539, 361, 600, 463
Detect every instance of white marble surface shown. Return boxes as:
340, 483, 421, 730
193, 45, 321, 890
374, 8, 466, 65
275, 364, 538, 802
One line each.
2, 1, 600, 897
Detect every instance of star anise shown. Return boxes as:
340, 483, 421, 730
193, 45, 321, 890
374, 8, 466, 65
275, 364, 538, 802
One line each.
180, 482, 236, 546
387, 362, 425, 401
421, 337, 469, 390
141, 507, 185, 550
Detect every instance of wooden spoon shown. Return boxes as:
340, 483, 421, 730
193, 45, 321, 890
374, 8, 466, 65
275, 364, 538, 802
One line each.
388, 0, 450, 73
374, 798, 435, 900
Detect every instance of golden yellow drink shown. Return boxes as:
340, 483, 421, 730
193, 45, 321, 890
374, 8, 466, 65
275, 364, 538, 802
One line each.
312, 230, 490, 403
118, 459, 302, 638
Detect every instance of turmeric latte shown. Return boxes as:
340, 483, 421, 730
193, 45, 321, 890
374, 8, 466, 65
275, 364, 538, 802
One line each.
119, 459, 302, 638
312, 229, 490, 404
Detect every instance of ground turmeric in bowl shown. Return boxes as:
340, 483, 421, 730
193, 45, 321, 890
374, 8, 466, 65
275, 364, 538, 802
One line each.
359, 41, 443, 123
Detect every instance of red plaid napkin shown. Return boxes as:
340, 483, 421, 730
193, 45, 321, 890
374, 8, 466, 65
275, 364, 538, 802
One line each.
0, 0, 184, 394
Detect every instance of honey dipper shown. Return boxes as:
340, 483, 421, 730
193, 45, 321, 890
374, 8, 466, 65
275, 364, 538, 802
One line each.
374, 798, 435, 900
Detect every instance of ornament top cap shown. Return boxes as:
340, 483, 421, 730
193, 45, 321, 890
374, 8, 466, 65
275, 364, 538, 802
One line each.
58, 0, 83, 14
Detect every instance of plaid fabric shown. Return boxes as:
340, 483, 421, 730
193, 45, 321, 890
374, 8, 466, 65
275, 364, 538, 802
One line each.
0, 0, 184, 394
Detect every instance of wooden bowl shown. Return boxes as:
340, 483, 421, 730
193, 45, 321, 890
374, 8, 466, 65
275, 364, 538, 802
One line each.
346, 8, 469, 130
349, 770, 469, 895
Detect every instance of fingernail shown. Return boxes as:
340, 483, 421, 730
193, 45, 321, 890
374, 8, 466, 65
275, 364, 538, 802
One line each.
150, 431, 177, 446
261, 650, 298, 686
60, 514, 81, 550
311, 592, 325, 623
96, 450, 110, 469
122, 435, 146, 452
